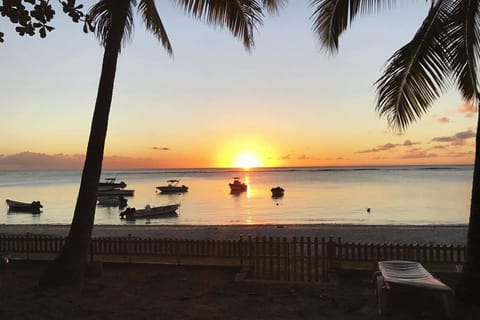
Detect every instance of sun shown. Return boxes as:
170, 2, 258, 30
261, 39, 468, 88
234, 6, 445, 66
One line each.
234, 152, 261, 169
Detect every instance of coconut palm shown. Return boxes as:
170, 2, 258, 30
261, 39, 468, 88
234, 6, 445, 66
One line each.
310, 0, 479, 303
40, 0, 284, 286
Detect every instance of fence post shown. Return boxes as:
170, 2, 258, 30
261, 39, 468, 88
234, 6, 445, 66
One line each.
239, 235, 243, 267
25, 232, 30, 260
127, 234, 132, 263
326, 236, 337, 277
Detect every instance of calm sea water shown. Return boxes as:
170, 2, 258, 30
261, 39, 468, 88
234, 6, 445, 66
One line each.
0, 165, 472, 226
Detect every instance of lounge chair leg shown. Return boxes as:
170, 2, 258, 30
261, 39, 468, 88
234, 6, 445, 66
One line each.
441, 291, 454, 319
375, 275, 388, 316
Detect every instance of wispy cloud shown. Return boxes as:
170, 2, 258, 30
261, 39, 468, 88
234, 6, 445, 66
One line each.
298, 154, 310, 160
153, 147, 170, 151
437, 117, 449, 123
458, 102, 477, 117
0, 152, 158, 170
431, 129, 475, 143
401, 150, 437, 159
356, 140, 419, 153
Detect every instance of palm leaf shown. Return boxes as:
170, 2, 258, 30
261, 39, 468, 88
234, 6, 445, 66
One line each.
173, 0, 265, 49
261, 0, 286, 14
375, 0, 450, 131
446, 0, 480, 105
310, 0, 396, 53
89, 0, 135, 51
138, 0, 173, 56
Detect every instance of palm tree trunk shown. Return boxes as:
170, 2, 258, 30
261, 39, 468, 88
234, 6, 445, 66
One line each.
39, 4, 127, 287
456, 104, 480, 304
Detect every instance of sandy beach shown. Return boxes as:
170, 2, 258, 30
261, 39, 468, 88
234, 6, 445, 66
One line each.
0, 224, 468, 245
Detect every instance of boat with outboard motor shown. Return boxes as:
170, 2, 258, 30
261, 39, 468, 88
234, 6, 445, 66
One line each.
6, 199, 43, 213
229, 177, 247, 193
156, 179, 188, 194
119, 203, 180, 220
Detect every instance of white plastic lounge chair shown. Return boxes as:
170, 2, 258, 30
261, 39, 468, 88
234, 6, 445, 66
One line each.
373, 260, 453, 318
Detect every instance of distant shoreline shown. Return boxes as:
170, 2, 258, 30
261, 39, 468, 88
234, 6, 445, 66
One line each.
0, 224, 468, 245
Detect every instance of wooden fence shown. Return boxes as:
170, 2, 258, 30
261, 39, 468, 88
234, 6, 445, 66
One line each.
0, 233, 466, 282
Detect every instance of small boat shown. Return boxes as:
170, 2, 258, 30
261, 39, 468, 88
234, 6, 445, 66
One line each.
98, 177, 127, 189
119, 204, 180, 220
271, 186, 285, 198
97, 188, 135, 197
229, 177, 247, 193
6, 199, 42, 213
156, 179, 189, 194
97, 195, 128, 208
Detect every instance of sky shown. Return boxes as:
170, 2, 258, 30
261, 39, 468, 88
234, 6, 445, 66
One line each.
0, 1, 477, 170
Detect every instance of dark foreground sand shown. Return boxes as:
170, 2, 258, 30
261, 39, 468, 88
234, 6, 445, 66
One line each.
0, 224, 468, 244
0, 224, 474, 319
0, 260, 461, 320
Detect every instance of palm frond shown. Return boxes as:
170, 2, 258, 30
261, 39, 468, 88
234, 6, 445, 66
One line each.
375, 0, 450, 131
138, 0, 173, 56
310, 0, 397, 53
89, 0, 135, 51
446, 0, 480, 105
174, 0, 265, 49
261, 0, 286, 14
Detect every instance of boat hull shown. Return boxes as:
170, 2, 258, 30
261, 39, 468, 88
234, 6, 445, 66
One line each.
156, 186, 188, 194
120, 204, 180, 220
6, 199, 42, 213
97, 189, 135, 197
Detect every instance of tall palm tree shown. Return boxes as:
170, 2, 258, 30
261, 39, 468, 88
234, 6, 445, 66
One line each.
40, 0, 284, 287
310, 0, 479, 304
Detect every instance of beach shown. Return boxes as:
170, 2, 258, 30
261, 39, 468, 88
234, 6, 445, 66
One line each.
0, 224, 468, 245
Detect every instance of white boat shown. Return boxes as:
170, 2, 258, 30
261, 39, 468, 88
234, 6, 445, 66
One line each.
156, 180, 188, 194
119, 204, 180, 220
6, 199, 42, 213
229, 177, 247, 193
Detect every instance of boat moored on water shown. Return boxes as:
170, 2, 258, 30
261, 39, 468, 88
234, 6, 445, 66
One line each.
98, 177, 127, 189
97, 188, 135, 197
156, 180, 189, 194
97, 195, 128, 208
6, 199, 43, 213
271, 186, 285, 198
119, 203, 180, 220
229, 177, 247, 193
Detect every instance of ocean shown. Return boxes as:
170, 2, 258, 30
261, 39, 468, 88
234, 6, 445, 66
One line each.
0, 165, 472, 226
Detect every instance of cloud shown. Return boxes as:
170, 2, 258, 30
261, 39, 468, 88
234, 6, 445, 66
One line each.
298, 155, 310, 160
0, 152, 158, 170
281, 154, 291, 160
356, 140, 419, 153
458, 102, 477, 117
153, 147, 170, 151
401, 150, 437, 159
437, 117, 449, 123
431, 129, 475, 143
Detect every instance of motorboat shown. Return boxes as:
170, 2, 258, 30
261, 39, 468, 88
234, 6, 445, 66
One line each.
97, 188, 135, 197
119, 203, 180, 220
98, 177, 127, 189
271, 186, 285, 198
229, 177, 247, 193
6, 199, 42, 213
156, 180, 188, 194
97, 195, 128, 208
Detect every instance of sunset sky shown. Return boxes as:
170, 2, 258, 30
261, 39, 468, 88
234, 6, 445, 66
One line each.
0, 2, 477, 170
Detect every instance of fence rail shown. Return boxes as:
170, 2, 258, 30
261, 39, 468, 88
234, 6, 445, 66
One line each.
0, 233, 466, 282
